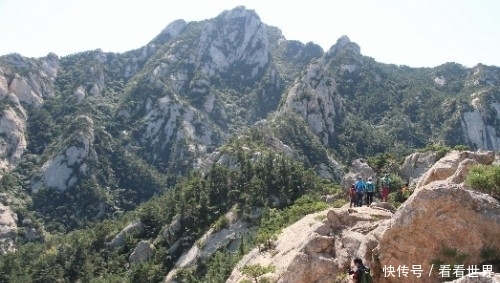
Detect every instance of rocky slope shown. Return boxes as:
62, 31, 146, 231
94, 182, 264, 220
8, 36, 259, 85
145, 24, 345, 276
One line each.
227, 150, 500, 283
0, 5, 499, 268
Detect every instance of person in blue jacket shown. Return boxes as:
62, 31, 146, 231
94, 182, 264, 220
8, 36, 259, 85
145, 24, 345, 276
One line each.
354, 176, 366, 207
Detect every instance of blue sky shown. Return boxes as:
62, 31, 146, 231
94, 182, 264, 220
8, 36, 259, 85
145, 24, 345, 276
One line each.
0, 0, 498, 67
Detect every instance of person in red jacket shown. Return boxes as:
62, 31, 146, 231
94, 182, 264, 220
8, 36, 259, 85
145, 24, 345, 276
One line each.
349, 184, 356, 208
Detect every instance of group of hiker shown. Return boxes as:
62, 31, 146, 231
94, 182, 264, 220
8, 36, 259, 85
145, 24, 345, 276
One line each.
349, 174, 392, 207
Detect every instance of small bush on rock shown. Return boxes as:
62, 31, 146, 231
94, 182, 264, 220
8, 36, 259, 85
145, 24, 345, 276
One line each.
465, 165, 500, 200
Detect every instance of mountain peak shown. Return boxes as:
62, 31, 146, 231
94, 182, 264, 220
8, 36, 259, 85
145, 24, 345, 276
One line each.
336, 35, 351, 46
150, 19, 187, 46
218, 5, 260, 21
325, 35, 360, 57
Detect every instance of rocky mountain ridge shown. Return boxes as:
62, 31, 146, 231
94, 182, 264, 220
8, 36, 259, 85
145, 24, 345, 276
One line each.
226, 150, 500, 283
0, 7, 499, 281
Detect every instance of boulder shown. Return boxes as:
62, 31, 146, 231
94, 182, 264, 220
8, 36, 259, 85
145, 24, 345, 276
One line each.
369, 201, 395, 213
400, 151, 439, 183
8, 74, 43, 106
417, 150, 495, 188
341, 159, 376, 190
374, 181, 500, 283
162, 215, 183, 246
129, 240, 155, 265
108, 220, 145, 250
226, 207, 392, 283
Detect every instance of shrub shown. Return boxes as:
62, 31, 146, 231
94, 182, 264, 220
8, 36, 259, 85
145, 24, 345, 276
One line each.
241, 264, 276, 283
419, 143, 452, 159
465, 165, 500, 199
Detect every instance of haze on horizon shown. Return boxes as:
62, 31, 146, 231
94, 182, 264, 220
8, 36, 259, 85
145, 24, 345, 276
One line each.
0, 0, 498, 68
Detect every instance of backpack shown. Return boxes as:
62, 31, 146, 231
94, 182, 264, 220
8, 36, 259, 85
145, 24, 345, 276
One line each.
360, 267, 373, 283
355, 181, 365, 194
365, 181, 374, 193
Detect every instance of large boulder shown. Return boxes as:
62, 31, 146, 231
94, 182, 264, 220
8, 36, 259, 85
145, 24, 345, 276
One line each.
108, 220, 145, 250
129, 240, 155, 265
161, 215, 183, 246
341, 159, 376, 190
226, 206, 392, 283
374, 181, 500, 283
399, 151, 439, 184
417, 150, 495, 188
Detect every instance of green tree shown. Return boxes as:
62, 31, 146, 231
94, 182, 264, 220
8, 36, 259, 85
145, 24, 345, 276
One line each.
241, 264, 276, 283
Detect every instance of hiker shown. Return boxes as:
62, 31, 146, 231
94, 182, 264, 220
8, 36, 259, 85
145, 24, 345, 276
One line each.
365, 177, 375, 206
348, 258, 371, 283
349, 184, 356, 208
380, 174, 391, 202
354, 177, 365, 207
381, 185, 389, 202
381, 173, 392, 188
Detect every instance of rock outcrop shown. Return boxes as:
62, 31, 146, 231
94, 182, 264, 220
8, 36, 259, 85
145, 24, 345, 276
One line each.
400, 151, 439, 183
165, 212, 252, 282
129, 240, 155, 265
282, 62, 342, 145
417, 150, 495, 188
375, 181, 500, 283
227, 206, 392, 283
108, 220, 145, 250
341, 159, 376, 190
32, 115, 95, 192
0, 203, 17, 254
0, 107, 27, 172
227, 150, 500, 283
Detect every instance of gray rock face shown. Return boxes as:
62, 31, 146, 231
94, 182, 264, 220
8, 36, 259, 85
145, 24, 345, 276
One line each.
0, 107, 27, 171
417, 150, 495, 189
129, 240, 155, 265
32, 116, 94, 192
108, 220, 145, 250
0, 56, 57, 173
282, 63, 342, 145
226, 207, 392, 283
375, 182, 500, 283
325, 35, 361, 59
162, 215, 182, 246
0, 203, 17, 254
399, 151, 439, 183
461, 107, 500, 150
194, 6, 269, 78
341, 159, 376, 190
165, 213, 250, 282
41, 52, 59, 78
